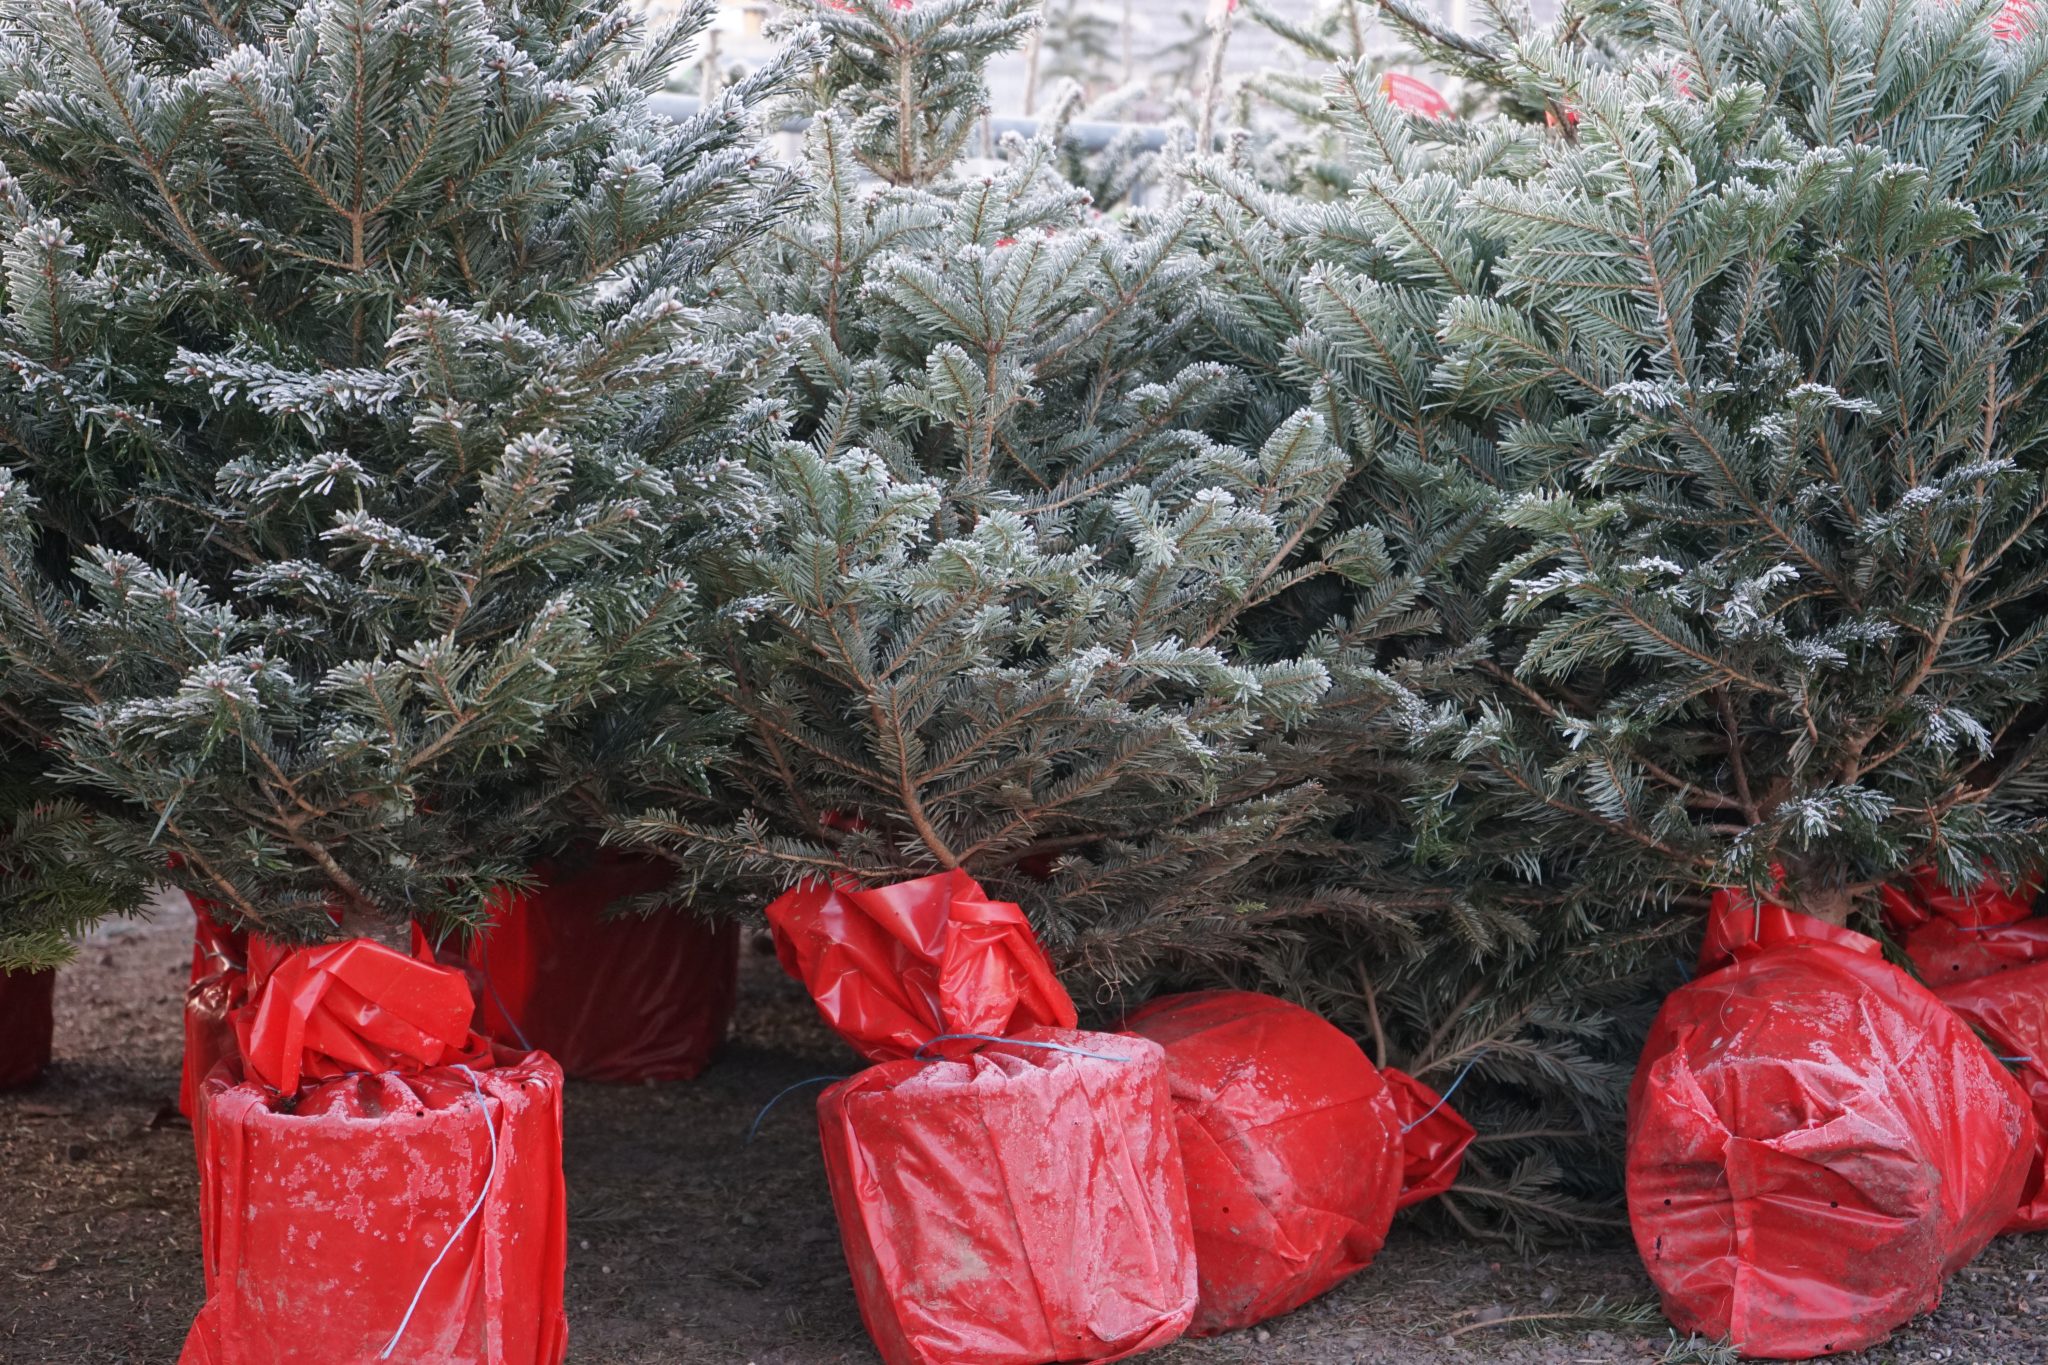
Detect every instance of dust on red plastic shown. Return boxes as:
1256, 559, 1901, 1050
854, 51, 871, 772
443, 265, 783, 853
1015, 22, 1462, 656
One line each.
1120, 990, 1407, 1335
768, 869, 1196, 1365
1629, 895, 2033, 1358
181, 936, 568, 1365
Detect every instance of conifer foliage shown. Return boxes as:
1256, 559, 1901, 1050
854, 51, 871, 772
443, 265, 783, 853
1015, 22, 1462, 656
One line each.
1187, 0, 2048, 1233
616, 0, 1439, 995
0, 0, 807, 947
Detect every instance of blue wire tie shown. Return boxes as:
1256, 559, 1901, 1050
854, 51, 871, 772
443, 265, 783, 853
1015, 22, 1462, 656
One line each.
1404, 1051, 1485, 1133
746, 1076, 850, 1144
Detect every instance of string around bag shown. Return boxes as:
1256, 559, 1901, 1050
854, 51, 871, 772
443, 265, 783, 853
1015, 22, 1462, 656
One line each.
1403, 1051, 1484, 1134
379, 1065, 501, 1360
744, 1034, 1135, 1144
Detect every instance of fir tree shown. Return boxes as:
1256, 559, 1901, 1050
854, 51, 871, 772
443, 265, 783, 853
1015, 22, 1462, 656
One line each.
0, 0, 809, 944
0, 742, 147, 968
1188, 0, 2048, 1237
613, 0, 1441, 1000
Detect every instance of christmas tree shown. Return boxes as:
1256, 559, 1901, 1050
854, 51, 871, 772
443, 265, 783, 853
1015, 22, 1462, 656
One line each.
1186, 0, 2048, 1236
0, 743, 147, 968
613, 0, 1442, 1000
0, 0, 808, 945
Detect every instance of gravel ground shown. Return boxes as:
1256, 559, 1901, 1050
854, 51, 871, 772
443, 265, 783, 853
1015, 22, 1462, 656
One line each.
4, 898, 2048, 1363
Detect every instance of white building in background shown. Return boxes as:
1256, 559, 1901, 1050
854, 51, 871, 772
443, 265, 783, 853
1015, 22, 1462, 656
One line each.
651, 1, 1554, 115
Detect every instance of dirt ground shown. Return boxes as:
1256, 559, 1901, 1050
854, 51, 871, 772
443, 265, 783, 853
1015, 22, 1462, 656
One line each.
5, 901, 2048, 1364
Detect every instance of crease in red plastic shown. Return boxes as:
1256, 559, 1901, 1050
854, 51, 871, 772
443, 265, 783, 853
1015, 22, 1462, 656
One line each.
817, 1028, 1197, 1365
231, 938, 484, 1096
1630, 896, 2034, 1358
1121, 990, 1406, 1335
765, 868, 1077, 1062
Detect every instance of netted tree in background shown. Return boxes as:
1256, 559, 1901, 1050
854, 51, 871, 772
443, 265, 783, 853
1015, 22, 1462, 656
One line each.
0, 0, 809, 947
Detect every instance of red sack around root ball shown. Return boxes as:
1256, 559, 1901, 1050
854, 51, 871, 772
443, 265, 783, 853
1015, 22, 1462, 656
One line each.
183, 1049, 569, 1365
0, 965, 54, 1090
1936, 965, 2048, 1232
767, 868, 1077, 1062
818, 1028, 1196, 1365
183, 938, 567, 1365
1120, 991, 1409, 1336
451, 848, 738, 1082
771, 869, 1195, 1365
1630, 901, 2033, 1359
1880, 862, 2038, 932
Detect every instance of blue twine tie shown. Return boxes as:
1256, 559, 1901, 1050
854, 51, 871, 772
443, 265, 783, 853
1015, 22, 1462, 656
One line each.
1404, 1052, 1484, 1133
743, 1036, 1136, 1146
746, 1076, 850, 1144
379, 1066, 500, 1360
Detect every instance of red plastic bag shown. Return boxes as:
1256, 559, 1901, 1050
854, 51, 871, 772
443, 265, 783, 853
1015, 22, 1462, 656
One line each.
233, 938, 485, 1094
1120, 991, 1404, 1335
182, 1048, 569, 1365
1630, 905, 2033, 1358
1382, 1067, 1477, 1209
766, 869, 1078, 1062
453, 848, 738, 1082
189, 899, 246, 985
1698, 885, 1873, 972
1903, 916, 2048, 982
1935, 964, 2048, 1232
0, 966, 55, 1090
817, 1028, 1196, 1365
1880, 864, 2037, 932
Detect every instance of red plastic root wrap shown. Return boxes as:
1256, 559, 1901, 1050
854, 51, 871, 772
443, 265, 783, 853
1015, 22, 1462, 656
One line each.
455, 849, 738, 1082
1629, 902, 2034, 1358
1881, 863, 2038, 932
1120, 991, 1404, 1335
774, 869, 1196, 1365
1936, 965, 2048, 1232
1900, 917, 2048, 982
234, 937, 486, 1094
182, 1049, 569, 1365
766, 868, 1077, 1061
0, 966, 55, 1090
818, 1028, 1196, 1365
189, 899, 247, 985
1382, 1067, 1477, 1209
